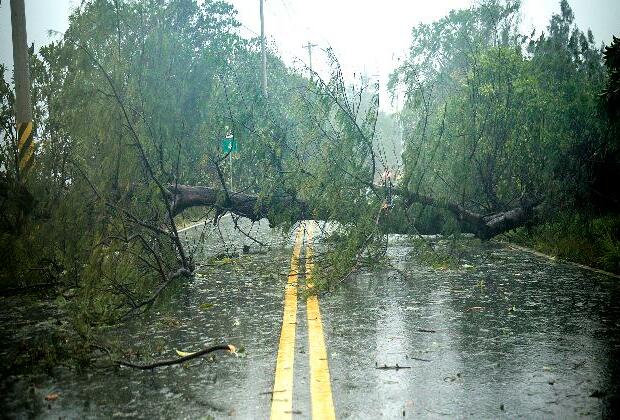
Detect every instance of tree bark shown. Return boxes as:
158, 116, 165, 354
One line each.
395, 187, 539, 239
169, 184, 311, 223
479, 205, 537, 239
169, 184, 538, 240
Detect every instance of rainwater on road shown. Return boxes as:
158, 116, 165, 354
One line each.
0, 220, 619, 418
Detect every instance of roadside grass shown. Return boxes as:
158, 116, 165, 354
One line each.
504, 213, 620, 275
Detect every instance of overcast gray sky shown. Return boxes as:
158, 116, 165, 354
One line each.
1, 0, 619, 111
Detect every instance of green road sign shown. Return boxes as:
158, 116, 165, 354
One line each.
221, 137, 238, 153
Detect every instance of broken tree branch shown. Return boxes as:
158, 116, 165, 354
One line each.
117, 344, 236, 370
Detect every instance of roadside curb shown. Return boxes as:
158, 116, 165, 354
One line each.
500, 241, 620, 280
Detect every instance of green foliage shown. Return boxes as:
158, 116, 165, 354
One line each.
374, 111, 402, 174
0, 0, 386, 329
0, 0, 317, 330
508, 213, 620, 273
391, 0, 612, 214
602, 36, 620, 120
506, 213, 620, 274
390, 0, 619, 261
409, 235, 475, 270
593, 216, 620, 273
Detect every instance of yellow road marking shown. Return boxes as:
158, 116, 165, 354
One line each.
271, 222, 336, 419
305, 223, 336, 420
270, 225, 304, 420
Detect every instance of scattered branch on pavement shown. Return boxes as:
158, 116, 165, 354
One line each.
116, 344, 237, 370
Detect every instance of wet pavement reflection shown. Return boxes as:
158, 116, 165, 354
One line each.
321, 235, 620, 418
1, 224, 619, 418
0, 218, 292, 419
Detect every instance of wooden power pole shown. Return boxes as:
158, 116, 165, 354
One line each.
10, 0, 34, 181
303, 41, 317, 73
259, 0, 267, 96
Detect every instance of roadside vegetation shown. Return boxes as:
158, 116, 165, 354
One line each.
504, 214, 620, 273
389, 0, 620, 273
0, 0, 618, 371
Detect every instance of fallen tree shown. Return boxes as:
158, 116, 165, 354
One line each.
395, 188, 540, 240
168, 183, 539, 240
170, 184, 309, 221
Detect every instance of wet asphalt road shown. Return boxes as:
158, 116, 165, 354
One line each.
1, 218, 619, 418
320, 234, 620, 418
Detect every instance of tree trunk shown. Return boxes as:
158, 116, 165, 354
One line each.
169, 184, 538, 240
395, 187, 539, 239
169, 184, 311, 224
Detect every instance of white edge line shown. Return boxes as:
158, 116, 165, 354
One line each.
177, 213, 231, 233
504, 241, 620, 280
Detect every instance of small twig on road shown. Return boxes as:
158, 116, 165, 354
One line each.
259, 390, 286, 395
375, 363, 412, 370
417, 328, 436, 333
231, 215, 267, 247
409, 357, 432, 362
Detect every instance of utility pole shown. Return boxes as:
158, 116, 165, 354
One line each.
10, 0, 34, 181
370, 73, 380, 89
259, 0, 267, 96
303, 41, 318, 73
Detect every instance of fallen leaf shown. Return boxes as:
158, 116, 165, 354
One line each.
175, 349, 196, 357
45, 392, 60, 401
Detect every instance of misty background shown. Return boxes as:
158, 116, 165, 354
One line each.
1, 0, 619, 112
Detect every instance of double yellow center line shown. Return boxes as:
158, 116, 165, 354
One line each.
270, 223, 335, 420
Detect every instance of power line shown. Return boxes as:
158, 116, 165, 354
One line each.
232, 1, 325, 78
238, 22, 259, 37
